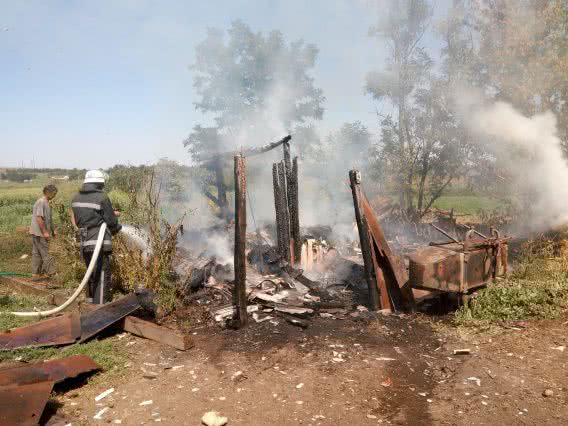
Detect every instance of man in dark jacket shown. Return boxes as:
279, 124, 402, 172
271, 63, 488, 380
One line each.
71, 170, 122, 304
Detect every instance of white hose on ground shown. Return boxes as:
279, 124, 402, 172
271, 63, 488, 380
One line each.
11, 223, 108, 317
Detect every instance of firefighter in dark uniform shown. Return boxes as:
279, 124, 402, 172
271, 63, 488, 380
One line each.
71, 170, 122, 304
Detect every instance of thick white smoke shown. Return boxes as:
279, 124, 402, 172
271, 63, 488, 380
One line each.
458, 92, 568, 231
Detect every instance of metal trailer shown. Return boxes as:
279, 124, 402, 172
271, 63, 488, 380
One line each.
407, 229, 509, 305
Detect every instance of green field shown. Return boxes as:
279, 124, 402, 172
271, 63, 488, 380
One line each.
0, 175, 82, 233
430, 194, 502, 216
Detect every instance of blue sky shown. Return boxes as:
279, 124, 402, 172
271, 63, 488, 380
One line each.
1, 0, 449, 169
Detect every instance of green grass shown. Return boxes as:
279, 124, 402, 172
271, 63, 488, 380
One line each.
431, 195, 502, 216
456, 245, 568, 324
0, 178, 81, 233
0, 294, 53, 329
0, 338, 127, 372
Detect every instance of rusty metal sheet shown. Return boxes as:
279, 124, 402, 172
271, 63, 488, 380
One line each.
0, 355, 99, 426
0, 380, 54, 426
0, 313, 81, 350
79, 293, 140, 342
0, 355, 100, 387
360, 193, 414, 310
39, 354, 100, 383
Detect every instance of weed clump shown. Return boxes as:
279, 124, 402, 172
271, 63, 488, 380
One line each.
456, 237, 568, 324
111, 169, 184, 314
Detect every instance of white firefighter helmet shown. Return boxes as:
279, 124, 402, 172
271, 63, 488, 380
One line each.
84, 169, 106, 184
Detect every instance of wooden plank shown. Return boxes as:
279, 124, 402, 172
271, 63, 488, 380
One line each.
121, 316, 193, 351
233, 155, 248, 327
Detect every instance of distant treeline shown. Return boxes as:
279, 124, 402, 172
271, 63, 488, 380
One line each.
1, 170, 37, 182
1, 168, 87, 181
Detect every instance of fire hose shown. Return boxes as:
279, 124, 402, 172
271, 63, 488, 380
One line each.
10, 223, 107, 318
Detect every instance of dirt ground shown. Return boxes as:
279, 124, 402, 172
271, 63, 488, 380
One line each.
43, 311, 568, 426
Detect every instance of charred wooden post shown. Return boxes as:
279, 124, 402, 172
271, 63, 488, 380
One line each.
349, 170, 380, 310
233, 155, 248, 327
277, 161, 291, 262
283, 140, 292, 178
288, 157, 301, 264
272, 163, 284, 257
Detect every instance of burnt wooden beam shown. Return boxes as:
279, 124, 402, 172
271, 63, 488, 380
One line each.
349, 170, 380, 310
233, 155, 248, 327
121, 316, 193, 351
288, 157, 301, 264
277, 161, 291, 262
201, 135, 292, 164
272, 163, 284, 256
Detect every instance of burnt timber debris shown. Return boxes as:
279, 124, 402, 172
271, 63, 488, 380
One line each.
179, 150, 511, 329
272, 139, 300, 264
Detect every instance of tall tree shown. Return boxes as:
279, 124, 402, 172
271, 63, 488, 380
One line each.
466, 0, 568, 143
184, 21, 325, 218
366, 0, 482, 218
366, 0, 439, 217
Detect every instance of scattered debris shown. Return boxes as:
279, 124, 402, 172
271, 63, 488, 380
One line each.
467, 377, 481, 387
95, 387, 115, 402
381, 377, 393, 387
139, 400, 153, 406
201, 411, 228, 426
93, 407, 110, 420
231, 371, 246, 382
453, 349, 471, 355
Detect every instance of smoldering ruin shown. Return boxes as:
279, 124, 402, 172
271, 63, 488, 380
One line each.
168, 134, 510, 332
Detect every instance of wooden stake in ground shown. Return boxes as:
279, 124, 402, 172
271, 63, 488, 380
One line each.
233, 155, 248, 327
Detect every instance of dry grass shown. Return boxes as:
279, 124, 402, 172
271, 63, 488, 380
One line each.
111, 170, 184, 313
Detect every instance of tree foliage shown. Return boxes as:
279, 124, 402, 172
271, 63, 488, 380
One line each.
183, 21, 325, 217
185, 20, 325, 160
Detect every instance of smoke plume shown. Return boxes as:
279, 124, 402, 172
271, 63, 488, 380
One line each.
458, 91, 568, 231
